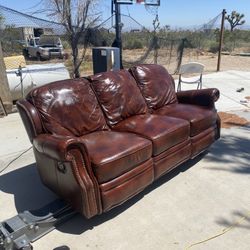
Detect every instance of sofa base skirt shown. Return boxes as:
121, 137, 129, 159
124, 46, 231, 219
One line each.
153, 139, 191, 180
191, 126, 217, 158
100, 158, 154, 212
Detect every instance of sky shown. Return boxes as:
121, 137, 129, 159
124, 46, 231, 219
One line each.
0, 0, 249, 29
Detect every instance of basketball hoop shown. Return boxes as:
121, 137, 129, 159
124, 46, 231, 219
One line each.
115, 0, 160, 6
145, 1, 160, 16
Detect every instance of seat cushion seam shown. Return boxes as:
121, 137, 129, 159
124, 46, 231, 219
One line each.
91, 143, 152, 167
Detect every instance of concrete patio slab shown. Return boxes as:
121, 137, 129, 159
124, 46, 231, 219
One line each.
0, 112, 31, 165
33, 126, 250, 250
0, 70, 249, 250
176, 70, 250, 111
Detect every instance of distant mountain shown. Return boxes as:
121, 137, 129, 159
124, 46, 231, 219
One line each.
240, 24, 250, 30
168, 23, 250, 31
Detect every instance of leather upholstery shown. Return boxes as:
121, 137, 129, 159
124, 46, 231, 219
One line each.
177, 88, 220, 109
88, 70, 148, 127
16, 99, 43, 143
100, 159, 154, 211
27, 78, 108, 136
155, 104, 217, 137
153, 139, 191, 179
129, 64, 177, 110
114, 114, 190, 156
81, 131, 152, 183
17, 64, 221, 219
190, 126, 217, 157
33, 134, 88, 161
33, 134, 102, 218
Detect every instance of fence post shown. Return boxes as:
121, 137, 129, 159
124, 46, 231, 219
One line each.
0, 42, 12, 114
217, 9, 226, 72
175, 38, 186, 74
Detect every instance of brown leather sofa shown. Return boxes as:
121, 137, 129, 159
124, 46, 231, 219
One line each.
17, 64, 220, 219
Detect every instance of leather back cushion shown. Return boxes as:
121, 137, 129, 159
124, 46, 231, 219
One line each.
27, 78, 108, 137
129, 64, 178, 110
88, 70, 148, 127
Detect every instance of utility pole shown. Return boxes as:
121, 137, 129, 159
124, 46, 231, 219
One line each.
217, 9, 226, 72
0, 42, 12, 113
113, 0, 123, 68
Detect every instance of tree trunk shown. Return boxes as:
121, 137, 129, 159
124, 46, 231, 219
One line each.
0, 42, 12, 113
71, 40, 80, 78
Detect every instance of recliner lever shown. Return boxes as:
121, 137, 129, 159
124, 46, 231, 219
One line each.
57, 162, 67, 174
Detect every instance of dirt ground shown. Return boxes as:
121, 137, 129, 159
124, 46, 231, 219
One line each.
218, 112, 250, 128
25, 48, 250, 77
123, 48, 250, 76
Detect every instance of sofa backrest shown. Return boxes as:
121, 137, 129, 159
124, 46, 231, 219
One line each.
26, 78, 108, 137
129, 64, 178, 110
88, 69, 148, 127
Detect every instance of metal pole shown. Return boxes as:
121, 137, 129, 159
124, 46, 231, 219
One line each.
217, 9, 226, 72
19, 65, 24, 98
114, 1, 123, 68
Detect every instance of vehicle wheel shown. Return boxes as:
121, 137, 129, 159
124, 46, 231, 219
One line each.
36, 52, 42, 61
20, 243, 33, 250
23, 49, 29, 59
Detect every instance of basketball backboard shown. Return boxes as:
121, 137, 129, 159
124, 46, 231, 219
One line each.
114, 0, 160, 6
114, 0, 133, 4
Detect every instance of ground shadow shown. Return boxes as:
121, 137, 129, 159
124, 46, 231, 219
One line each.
204, 129, 250, 174
216, 210, 250, 231
0, 163, 57, 212
57, 154, 205, 235
0, 154, 204, 235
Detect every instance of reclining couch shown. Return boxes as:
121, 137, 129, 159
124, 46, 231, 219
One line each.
17, 64, 220, 219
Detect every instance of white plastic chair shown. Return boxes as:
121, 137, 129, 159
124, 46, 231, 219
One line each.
177, 62, 204, 92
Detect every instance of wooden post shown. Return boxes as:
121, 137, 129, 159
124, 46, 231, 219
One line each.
217, 9, 226, 72
0, 42, 12, 113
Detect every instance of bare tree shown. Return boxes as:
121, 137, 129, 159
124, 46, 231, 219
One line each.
225, 11, 245, 32
0, 14, 4, 25
0, 15, 13, 113
47, 0, 100, 78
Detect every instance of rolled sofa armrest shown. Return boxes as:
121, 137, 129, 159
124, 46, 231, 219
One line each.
33, 134, 101, 218
33, 134, 88, 161
177, 88, 220, 108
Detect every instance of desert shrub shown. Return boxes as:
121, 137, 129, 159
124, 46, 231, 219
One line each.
123, 38, 143, 49
208, 41, 219, 53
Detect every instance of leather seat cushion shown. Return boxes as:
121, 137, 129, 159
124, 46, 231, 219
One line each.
113, 114, 190, 156
155, 104, 217, 136
81, 131, 152, 183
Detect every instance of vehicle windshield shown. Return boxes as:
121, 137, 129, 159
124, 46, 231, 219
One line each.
39, 37, 61, 46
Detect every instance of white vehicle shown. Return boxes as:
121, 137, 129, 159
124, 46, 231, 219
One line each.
23, 36, 65, 60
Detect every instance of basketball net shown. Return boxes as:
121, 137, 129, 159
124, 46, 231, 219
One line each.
135, 0, 159, 16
